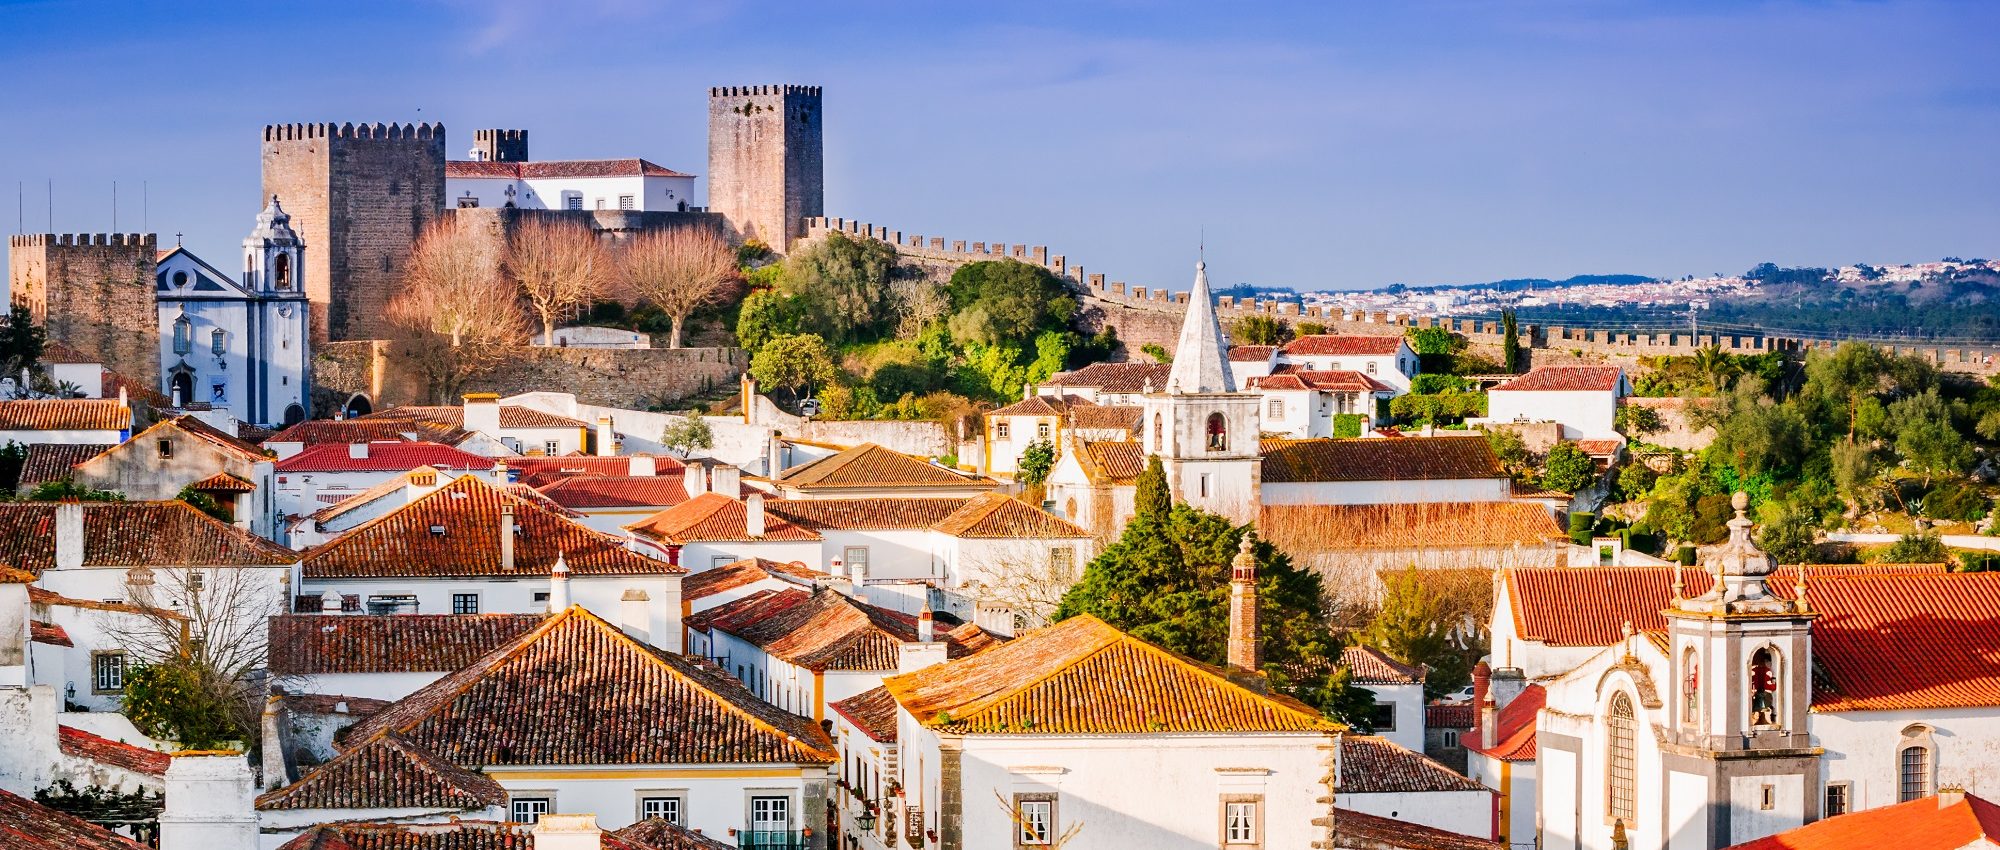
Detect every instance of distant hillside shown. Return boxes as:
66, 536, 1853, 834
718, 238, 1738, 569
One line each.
1381, 273, 1656, 294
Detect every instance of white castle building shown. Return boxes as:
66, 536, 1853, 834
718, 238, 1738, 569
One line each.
155, 196, 312, 428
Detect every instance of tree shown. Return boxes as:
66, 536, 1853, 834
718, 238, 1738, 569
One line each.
387, 219, 529, 402
505, 218, 608, 345
174, 485, 229, 522
1541, 442, 1596, 494
1879, 530, 1947, 564
958, 540, 1088, 634
618, 226, 738, 348
1405, 326, 1463, 374
660, 411, 714, 458
1615, 403, 1662, 438
112, 565, 284, 748
1755, 499, 1819, 564
781, 231, 897, 345
1364, 568, 1477, 699
1228, 314, 1287, 346
1830, 438, 1879, 510
1140, 343, 1171, 364
1888, 388, 1972, 485
1484, 427, 1533, 482
1133, 454, 1170, 521
0, 304, 47, 376
1296, 321, 1326, 336
1500, 309, 1521, 373
749, 333, 838, 404
944, 261, 1078, 346
1017, 439, 1055, 486
735, 290, 799, 356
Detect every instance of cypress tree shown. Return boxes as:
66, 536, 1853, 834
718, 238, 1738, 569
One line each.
1501, 308, 1521, 373
1134, 453, 1171, 520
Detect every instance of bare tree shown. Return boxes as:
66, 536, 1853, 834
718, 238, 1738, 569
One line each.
387, 219, 529, 401
506, 217, 608, 345
993, 790, 1082, 848
102, 565, 288, 747
891, 278, 949, 337
618, 226, 737, 348
954, 540, 1087, 634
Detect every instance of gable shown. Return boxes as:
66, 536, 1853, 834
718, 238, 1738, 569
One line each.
155, 249, 250, 298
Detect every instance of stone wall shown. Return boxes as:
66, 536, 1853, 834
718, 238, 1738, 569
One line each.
314, 340, 744, 411
448, 207, 725, 246
708, 86, 823, 250
7, 233, 160, 384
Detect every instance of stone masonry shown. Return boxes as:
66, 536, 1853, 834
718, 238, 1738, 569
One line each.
707, 85, 823, 251
260, 122, 446, 343
7, 233, 160, 383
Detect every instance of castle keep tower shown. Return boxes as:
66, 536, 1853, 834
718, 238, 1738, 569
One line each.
707, 85, 823, 251
260, 122, 446, 342
471, 129, 528, 163
8, 232, 160, 383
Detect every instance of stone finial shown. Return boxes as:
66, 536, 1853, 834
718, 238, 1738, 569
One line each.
1232, 531, 1258, 582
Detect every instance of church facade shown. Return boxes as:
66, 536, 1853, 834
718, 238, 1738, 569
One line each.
155, 196, 312, 428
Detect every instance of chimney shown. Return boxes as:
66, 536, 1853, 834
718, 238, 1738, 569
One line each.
682, 461, 708, 500
595, 416, 615, 457
898, 599, 949, 673
54, 500, 85, 571
629, 455, 656, 476
1226, 532, 1260, 674
745, 493, 766, 538
319, 589, 343, 614
1491, 666, 1527, 712
499, 504, 516, 572
917, 600, 936, 642
492, 460, 508, 484
259, 697, 287, 791
118, 385, 128, 409
1939, 785, 1966, 809
0, 572, 30, 688
619, 589, 651, 642
348, 442, 368, 459
709, 463, 741, 497
766, 435, 783, 477
848, 557, 868, 589
1474, 661, 1495, 749
549, 552, 571, 610
530, 813, 603, 850
462, 393, 501, 437
159, 754, 257, 850
660, 574, 684, 654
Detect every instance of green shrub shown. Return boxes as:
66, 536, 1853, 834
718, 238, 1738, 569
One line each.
1567, 512, 1596, 545
1878, 530, 1948, 564
1332, 414, 1365, 439
1295, 322, 1326, 336
1922, 481, 1990, 522
1410, 373, 1474, 395
1141, 343, 1171, 364
1541, 443, 1596, 494
1677, 545, 1697, 566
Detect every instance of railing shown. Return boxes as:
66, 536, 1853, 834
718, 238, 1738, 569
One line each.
736, 830, 807, 850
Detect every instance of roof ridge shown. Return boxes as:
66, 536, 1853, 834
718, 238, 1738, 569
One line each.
939, 616, 1126, 719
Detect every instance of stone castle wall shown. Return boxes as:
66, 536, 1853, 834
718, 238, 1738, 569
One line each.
448, 207, 725, 246
7, 233, 160, 383
801, 217, 2000, 377
708, 86, 823, 250
317, 340, 744, 410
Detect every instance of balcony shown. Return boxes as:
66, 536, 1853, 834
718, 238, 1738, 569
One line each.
736, 830, 807, 850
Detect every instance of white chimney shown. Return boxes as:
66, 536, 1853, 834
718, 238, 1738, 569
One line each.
745, 493, 766, 538
595, 416, 615, 457
830, 558, 846, 579
849, 557, 868, 588
531, 814, 603, 850
549, 552, 571, 611
629, 455, 656, 477
348, 442, 368, 459
898, 600, 948, 673
0, 575, 29, 688
319, 589, 342, 614
53, 501, 84, 571
659, 574, 684, 653
619, 589, 650, 642
159, 754, 257, 850
118, 385, 128, 409
682, 462, 708, 500
709, 463, 741, 497
500, 504, 516, 573
492, 460, 509, 484
917, 600, 935, 642
462, 393, 502, 437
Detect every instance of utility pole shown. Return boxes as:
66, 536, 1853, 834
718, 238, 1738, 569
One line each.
1687, 303, 1698, 340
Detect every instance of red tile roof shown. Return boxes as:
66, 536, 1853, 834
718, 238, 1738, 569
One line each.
629, 493, 1087, 544
681, 558, 828, 603
0, 399, 129, 431
39, 341, 100, 364
882, 615, 1340, 734
1427, 702, 1477, 731
613, 816, 737, 850
625, 492, 822, 543
265, 418, 446, 447
16, 443, 111, 487
508, 455, 683, 487
0, 787, 149, 850
31, 620, 72, 646
1043, 362, 1173, 393
988, 395, 1081, 417
1492, 365, 1625, 392
705, 588, 1001, 671
1260, 436, 1503, 483
931, 493, 1091, 539
1226, 344, 1277, 362
57, 725, 169, 776
0, 501, 296, 576
280, 820, 667, 850
348, 606, 836, 766
1342, 646, 1425, 685
1070, 405, 1142, 432
1281, 334, 1407, 357
365, 404, 587, 430
1074, 440, 1147, 485
1339, 735, 1488, 793
1727, 793, 2000, 850
1333, 807, 1504, 850
257, 732, 506, 812
1262, 502, 1564, 550
445, 158, 693, 179
535, 474, 689, 509
830, 686, 900, 743
1247, 369, 1392, 393
268, 614, 545, 675
1575, 439, 1625, 457
774, 443, 992, 491
1462, 684, 1545, 762
276, 441, 493, 473
301, 475, 676, 578
305, 468, 442, 525
190, 471, 257, 492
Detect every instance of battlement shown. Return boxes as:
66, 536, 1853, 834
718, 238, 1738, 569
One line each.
474, 129, 527, 142
709, 85, 822, 98
262, 122, 445, 142
472, 129, 528, 162
9, 233, 156, 248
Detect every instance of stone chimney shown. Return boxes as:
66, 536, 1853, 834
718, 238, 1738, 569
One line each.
620, 589, 650, 642
159, 754, 257, 850
500, 504, 516, 573
53, 500, 85, 571
531, 814, 604, 850
1226, 532, 1260, 674
746, 493, 766, 538
259, 696, 288, 791
319, 589, 343, 614
491, 460, 509, 484
595, 416, 615, 457
766, 435, 784, 477
348, 442, 368, 459
462, 393, 501, 437
1473, 661, 1494, 749
549, 552, 571, 611
709, 463, 741, 497
1491, 666, 1527, 712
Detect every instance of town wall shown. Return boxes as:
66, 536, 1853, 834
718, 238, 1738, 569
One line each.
315, 340, 743, 410
7, 233, 160, 383
799, 217, 2000, 377
708, 85, 823, 251
447, 206, 725, 246
261, 122, 447, 343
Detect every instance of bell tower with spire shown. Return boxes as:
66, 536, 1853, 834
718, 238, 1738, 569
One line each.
1140, 260, 1262, 523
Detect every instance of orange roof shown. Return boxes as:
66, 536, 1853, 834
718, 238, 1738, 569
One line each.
1262, 502, 1564, 550
0, 399, 129, 431
31, 619, 71, 646
1575, 439, 1625, 456
1281, 334, 1407, 357
1493, 365, 1624, 392
1248, 368, 1392, 393
1335, 807, 1504, 850
1260, 435, 1503, 483
681, 557, 828, 602
625, 492, 822, 543
830, 686, 899, 743
706, 588, 1001, 671
1070, 404, 1142, 431
16, 443, 111, 487
930, 492, 1090, 539
988, 394, 1084, 417
1727, 792, 2000, 850
365, 404, 586, 430
189, 471, 257, 493
265, 418, 446, 447
881, 615, 1339, 734
301, 475, 677, 578
1342, 645, 1425, 685
0, 501, 296, 576
1462, 684, 1544, 762
1226, 344, 1277, 362
628, 493, 1086, 544
0, 787, 148, 850
1043, 362, 1172, 393
57, 725, 168, 776
1340, 735, 1487, 793
533, 473, 690, 509
773, 443, 992, 491
268, 614, 545, 674
280, 820, 680, 850
256, 732, 505, 812
1076, 439, 1146, 485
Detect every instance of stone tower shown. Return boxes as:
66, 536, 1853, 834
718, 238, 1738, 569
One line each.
471, 129, 528, 163
260, 122, 446, 343
707, 85, 823, 251
7, 232, 159, 383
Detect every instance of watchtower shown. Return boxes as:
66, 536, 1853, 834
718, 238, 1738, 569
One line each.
8, 232, 159, 383
260, 121, 446, 342
471, 129, 529, 163
707, 85, 823, 252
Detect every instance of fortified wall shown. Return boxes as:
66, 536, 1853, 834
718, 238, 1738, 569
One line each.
801, 217, 2000, 377
7, 233, 160, 384
317, 341, 744, 410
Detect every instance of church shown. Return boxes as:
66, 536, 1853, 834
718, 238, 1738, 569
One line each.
154, 196, 313, 428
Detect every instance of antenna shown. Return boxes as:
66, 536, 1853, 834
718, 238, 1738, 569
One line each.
46, 179, 52, 230
143, 181, 148, 233
112, 181, 117, 231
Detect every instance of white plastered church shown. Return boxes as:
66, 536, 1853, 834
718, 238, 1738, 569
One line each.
156, 196, 312, 428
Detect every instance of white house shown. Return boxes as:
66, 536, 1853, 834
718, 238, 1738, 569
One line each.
1484, 366, 1631, 442
0, 397, 132, 446
1245, 368, 1394, 438
1464, 677, 1545, 850
1037, 362, 1173, 406
445, 158, 696, 213
1337, 734, 1498, 841
271, 440, 496, 519
361, 394, 590, 457
1343, 645, 1428, 753
154, 196, 312, 428
37, 342, 106, 399
1277, 334, 1419, 395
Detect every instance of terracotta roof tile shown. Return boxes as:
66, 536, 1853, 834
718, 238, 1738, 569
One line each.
1342, 646, 1425, 685
348, 606, 836, 766
1262, 502, 1564, 550
931, 493, 1090, 539
257, 733, 505, 812
0, 501, 296, 576
307, 468, 444, 525
625, 493, 822, 544
830, 686, 900, 743
56, 725, 169, 776
1492, 366, 1624, 392
1280, 334, 1407, 357
1334, 807, 1504, 850
0, 787, 149, 850
100, 370, 170, 409
16, 443, 111, 487
1259, 436, 1503, 483
1339, 735, 1487, 793
445, 158, 693, 179
1226, 344, 1276, 362
269, 614, 545, 675
1462, 684, 1545, 761
190, 471, 257, 493
1069, 405, 1142, 432
1727, 792, 2000, 850
882, 615, 1340, 734
508, 455, 683, 487
774, 443, 991, 491
282, 693, 393, 718
709, 589, 1000, 672
39, 342, 100, 364
1043, 362, 1172, 393
301, 475, 676, 578
0, 399, 129, 431
279, 820, 663, 850
988, 395, 1077, 417
1575, 439, 1625, 456
276, 441, 493, 473
681, 558, 827, 602
1248, 367, 1393, 393
631, 494, 1086, 544
534, 474, 689, 509
266, 418, 446, 447
1427, 702, 1477, 730
1076, 440, 1146, 485
31, 620, 72, 646
614, 816, 736, 850
365, 404, 587, 430
686, 588, 806, 635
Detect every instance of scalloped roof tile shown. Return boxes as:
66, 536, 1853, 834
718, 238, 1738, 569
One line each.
269, 613, 545, 675
256, 732, 504, 812
1259, 436, 1503, 483
1262, 502, 1564, 549
0, 501, 296, 576
0, 399, 130, 431
1339, 735, 1487, 793
0, 788, 149, 850
1281, 335, 1408, 357
58, 725, 168, 776
773, 443, 991, 491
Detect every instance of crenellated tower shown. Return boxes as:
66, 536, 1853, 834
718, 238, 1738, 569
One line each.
707, 85, 823, 252
8, 232, 160, 383
470, 129, 528, 163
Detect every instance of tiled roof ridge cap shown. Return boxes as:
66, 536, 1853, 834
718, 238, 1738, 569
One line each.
308, 473, 637, 569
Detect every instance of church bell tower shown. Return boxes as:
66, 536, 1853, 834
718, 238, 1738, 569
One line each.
1140, 260, 1262, 523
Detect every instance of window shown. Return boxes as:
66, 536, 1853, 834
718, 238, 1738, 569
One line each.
211, 328, 227, 354
1268, 398, 1284, 418
1366, 361, 1378, 374
457, 196, 480, 209
1681, 649, 1700, 726
1015, 795, 1054, 847
639, 795, 682, 824
1749, 647, 1781, 728
1607, 692, 1636, 825
844, 547, 869, 570
1152, 413, 1162, 446
1825, 783, 1851, 817
92, 651, 126, 694
750, 796, 791, 835
1442, 729, 1461, 748
1900, 745, 1933, 802
618, 194, 635, 210
173, 316, 193, 355
532, 591, 550, 606
1050, 547, 1075, 579
544, 440, 559, 456
451, 593, 479, 615
1198, 473, 1210, 498
187, 571, 205, 593
511, 796, 551, 823
1760, 784, 1775, 810
995, 422, 1010, 440
157, 439, 173, 459
1222, 797, 1261, 846
595, 197, 606, 210
366, 594, 419, 615
341, 594, 361, 613
1036, 422, 1050, 439
1205, 412, 1227, 451
1369, 702, 1397, 732
562, 191, 583, 210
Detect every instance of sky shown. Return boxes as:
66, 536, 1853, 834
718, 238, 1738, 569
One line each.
1, 0, 1997, 295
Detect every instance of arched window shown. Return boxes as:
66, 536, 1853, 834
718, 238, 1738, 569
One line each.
1152, 413, 1163, 447
172, 316, 193, 355
1681, 649, 1700, 726
1749, 648, 1780, 728
273, 253, 292, 290
210, 328, 227, 355
1899, 726, 1936, 802
1607, 692, 1636, 824
1205, 412, 1227, 451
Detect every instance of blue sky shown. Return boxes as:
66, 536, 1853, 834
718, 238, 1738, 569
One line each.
2, 0, 1996, 294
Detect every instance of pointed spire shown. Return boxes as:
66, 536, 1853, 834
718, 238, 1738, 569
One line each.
1166, 260, 1235, 394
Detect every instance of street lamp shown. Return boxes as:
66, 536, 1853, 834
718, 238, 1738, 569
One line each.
855, 809, 878, 832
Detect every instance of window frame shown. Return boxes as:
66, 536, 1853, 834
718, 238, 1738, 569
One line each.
1606, 691, 1637, 825
1013, 793, 1056, 848
91, 650, 127, 694
210, 328, 228, 355
1824, 782, 1852, 817
1219, 794, 1263, 847
843, 546, 870, 569
562, 191, 583, 210
747, 793, 793, 836
510, 794, 553, 824
995, 422, 1010, 440
543, 440, 560, 456
1268, 397, 1284, 418
618, 194, 636, 210
1899, 741, 1934, 802
451, 592, 480, 615
636, 791, 686, 825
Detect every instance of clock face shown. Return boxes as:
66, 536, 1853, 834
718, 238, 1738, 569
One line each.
278, 305, 293, 319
